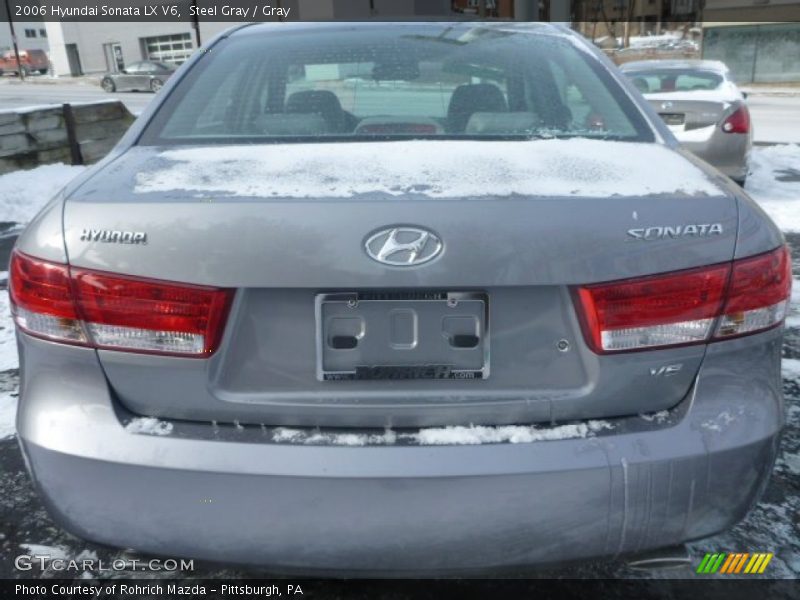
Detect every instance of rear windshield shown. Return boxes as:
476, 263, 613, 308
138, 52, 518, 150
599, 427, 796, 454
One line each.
625, 69, 724, 94
140, 24, 653, 144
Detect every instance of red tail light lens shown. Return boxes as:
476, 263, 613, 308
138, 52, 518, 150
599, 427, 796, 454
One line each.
9, 252, 86, 344
715, 246, 791, 338
9, 251, 233, 357
574, 246, 791, 354
722, 106, 750, 134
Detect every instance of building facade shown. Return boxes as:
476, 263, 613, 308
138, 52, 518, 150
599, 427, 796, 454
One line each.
7, 0, 563, 77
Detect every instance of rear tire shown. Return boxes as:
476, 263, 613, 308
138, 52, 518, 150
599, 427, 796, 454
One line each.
101, 77, 116, 93
732, 177, 747, 187
150, 78, 163, 92
38, 68, 48, 75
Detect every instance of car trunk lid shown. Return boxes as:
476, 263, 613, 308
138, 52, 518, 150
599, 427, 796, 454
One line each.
62, 141, 735, 428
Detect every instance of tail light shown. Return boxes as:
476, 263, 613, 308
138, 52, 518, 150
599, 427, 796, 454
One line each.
574, 246, 791, 354
721, 106, 750, 134
9, 250, 233, 357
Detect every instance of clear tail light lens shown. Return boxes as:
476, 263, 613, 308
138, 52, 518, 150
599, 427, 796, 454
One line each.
9, 251, 233, 357
574, 246, 791, 354
721, 106, 750, 134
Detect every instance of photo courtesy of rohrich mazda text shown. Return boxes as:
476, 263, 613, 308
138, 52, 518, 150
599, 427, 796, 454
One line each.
7, 21, 791, 575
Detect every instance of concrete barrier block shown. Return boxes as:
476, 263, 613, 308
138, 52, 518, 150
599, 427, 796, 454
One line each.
0, 120, 26, 136
72, 101, 130, 124
0, 133, 32, 157
29, 128, 69, 145
79, 138, 117, 163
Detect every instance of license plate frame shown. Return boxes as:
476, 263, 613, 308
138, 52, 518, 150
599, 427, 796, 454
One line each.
315, 291, 489, 381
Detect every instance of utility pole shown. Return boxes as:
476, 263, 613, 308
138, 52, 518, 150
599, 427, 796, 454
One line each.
3, 0, 25, 80
190, 0, 201, 47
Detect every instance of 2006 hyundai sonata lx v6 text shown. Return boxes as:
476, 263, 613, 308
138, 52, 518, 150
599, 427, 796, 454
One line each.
9, 22, 789, 571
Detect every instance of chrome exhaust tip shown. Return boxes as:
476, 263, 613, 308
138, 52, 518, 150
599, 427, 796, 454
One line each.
626, 545, 692, 571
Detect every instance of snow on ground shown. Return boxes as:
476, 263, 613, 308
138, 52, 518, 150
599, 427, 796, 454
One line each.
0, 386, 15, 440
0, 287, 17, 373
135, 139, 723, 199
18, 543, 70, 560
0, 163, 85, 225
0, 274, 16, 440
746, 144, 800, 231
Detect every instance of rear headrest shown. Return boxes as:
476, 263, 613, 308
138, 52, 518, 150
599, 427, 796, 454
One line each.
286, 90, 345, 132
447, 83, 508, 133
631, 77, 650, 93
259, 114, 329, 136
465, 112, 540, 135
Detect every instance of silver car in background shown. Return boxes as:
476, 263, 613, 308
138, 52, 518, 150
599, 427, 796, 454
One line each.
621, 59, 752, 185
100, 60, 176, 93
11, 23, 787, 571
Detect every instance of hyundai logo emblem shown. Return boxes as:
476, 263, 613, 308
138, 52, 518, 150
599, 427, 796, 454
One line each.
365, 227, 443, 266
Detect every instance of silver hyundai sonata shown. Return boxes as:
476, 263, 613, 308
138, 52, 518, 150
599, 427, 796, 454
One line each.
10, 22, 789, 571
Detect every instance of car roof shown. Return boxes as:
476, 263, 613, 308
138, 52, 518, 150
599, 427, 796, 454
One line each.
231, 20, 570, 38
620, 59, 728, 73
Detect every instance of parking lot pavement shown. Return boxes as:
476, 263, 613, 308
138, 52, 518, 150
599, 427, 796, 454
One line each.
745, 93, 800, 145
0, 78, 154, 115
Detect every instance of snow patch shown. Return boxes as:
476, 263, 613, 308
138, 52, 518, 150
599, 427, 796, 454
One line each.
782, 358, 800, 381
0, 163, 85, 225
786, 280, 800, 328
273, 427, 398, 446
701, 409, 741, 433
135, 140, 722, 199
0, 389, 16, 440
19, 544, 70, 560
0, 292, 18, 372
746, 144, 800, 232
124, 417, 173, 436
639, 410, 670, 423
272, 421, 612, 446
778, 452, 800, 475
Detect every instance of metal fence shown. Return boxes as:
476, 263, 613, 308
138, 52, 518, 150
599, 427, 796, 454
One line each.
703, 23, 800, 84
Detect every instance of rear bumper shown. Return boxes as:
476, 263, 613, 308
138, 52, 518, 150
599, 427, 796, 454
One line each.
17, 331, 784, 571
677, 129, 751, 181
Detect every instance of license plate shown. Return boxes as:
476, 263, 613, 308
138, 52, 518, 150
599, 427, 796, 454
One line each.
660, 113, 685, 126
316, 291, 489, 381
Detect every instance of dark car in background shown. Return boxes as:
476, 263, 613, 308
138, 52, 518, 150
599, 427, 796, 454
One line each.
621, 59, 752, 185
101, 61, 175, 93
0, 49, 49, 76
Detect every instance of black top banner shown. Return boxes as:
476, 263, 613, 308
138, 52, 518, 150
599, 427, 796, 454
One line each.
1, 0, 799, 23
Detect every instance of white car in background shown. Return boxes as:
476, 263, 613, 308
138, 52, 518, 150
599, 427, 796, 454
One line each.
621, 59, 752, 186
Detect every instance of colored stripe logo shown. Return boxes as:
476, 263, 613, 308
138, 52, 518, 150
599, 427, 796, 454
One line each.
696, 552, 773, 574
